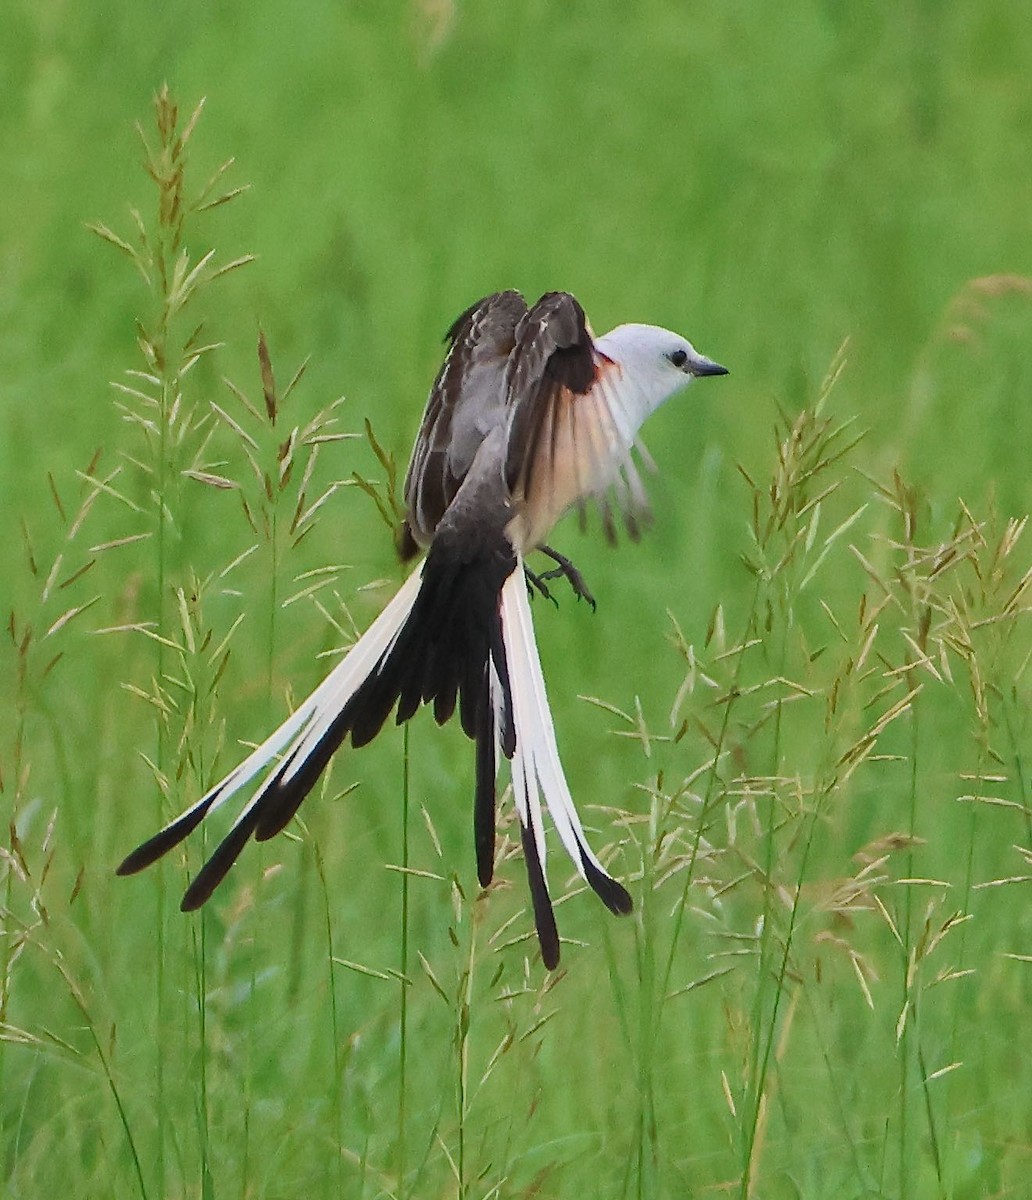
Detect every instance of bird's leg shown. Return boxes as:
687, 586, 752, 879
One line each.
535, 545, 597, 611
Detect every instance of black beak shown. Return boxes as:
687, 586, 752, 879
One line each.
690, 355, 729, 378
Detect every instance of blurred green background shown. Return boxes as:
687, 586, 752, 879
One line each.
3, 2, 1032, 1197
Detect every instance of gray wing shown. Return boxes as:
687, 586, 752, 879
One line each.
503, 291, 598, 501
504, 292, 653, 548
400, 290, 528, 558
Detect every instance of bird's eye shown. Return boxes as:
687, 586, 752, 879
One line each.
668, 348, 688, 368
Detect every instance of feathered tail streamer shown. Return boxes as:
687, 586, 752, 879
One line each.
119, 547, 632, 965
117, 565, 427, 899
499, 565, 632, 968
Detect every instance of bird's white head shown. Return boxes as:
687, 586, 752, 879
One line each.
595, 323, 728, 423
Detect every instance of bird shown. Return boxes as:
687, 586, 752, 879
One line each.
117, 290, 728, 968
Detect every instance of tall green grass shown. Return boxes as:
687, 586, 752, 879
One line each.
4, 6, 1032, 1197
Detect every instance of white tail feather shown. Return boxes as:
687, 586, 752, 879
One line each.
222, 563, 426, 834
500, 564, 612, 883
280, 563, 425, 783
143, 564, 426, 850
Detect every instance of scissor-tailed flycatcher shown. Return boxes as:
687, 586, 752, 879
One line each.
118, 290, 727, 968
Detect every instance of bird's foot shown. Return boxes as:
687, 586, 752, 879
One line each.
536, 545, 597, 610
524, 565, 559, 606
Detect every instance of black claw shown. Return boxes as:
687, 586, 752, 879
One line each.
524, 566, 559, 606
536, 545, 596, 610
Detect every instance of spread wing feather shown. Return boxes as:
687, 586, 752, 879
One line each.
401, 290, 527, 555
504, 292, 597, 503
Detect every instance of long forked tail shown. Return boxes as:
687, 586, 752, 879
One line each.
117, 536, 633, 967
498, 566, 633, 969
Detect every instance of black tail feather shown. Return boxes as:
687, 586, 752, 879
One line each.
579, 844, 634, 915
182, 810, 263, 910
116, 795, 217, 876
248, 531, 518, 849
520, 813, 560, 970
474, 676, 496, 888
